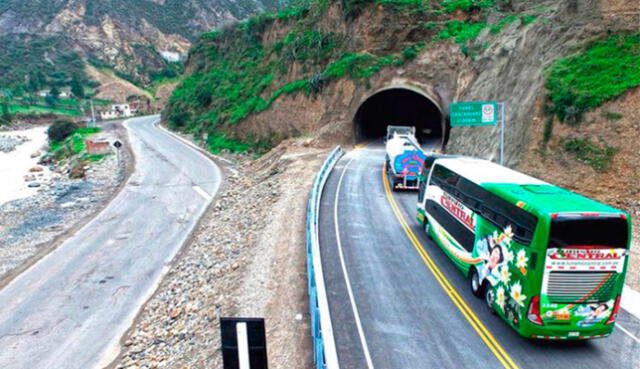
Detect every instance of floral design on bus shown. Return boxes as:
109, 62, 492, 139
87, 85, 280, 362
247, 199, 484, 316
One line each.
475, 225, 531, 322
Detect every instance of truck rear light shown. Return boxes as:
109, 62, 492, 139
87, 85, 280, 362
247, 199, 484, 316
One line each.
527, 296, 544, 326
606, 295, 622, 325
620, 214, 627, 220
551, 213, 559, 220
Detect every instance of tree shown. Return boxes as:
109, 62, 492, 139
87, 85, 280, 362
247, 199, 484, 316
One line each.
0, 101, 12, 126
70, 76, 85, 99
50, 86, 60, 100
45, 94, 58, 107
47, 119, 78, 142
27, 71, 47, 93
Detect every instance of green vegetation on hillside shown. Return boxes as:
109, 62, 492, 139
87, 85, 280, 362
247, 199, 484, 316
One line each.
564, 137, 617, 172
546, 33, 640, 124
165, 0, 542, 153
0, 34, 92, 91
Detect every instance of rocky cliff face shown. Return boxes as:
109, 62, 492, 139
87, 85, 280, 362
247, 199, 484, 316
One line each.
0, 0, 288, 89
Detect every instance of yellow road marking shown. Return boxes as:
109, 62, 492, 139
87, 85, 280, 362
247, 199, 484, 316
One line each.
382, 164, 520, 369
354, 141, 371, 150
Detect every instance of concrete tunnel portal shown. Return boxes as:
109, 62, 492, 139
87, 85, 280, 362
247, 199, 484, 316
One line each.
354, 87, 446, 148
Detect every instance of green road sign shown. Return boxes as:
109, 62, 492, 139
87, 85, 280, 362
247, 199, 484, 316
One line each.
450, 102, 498, 127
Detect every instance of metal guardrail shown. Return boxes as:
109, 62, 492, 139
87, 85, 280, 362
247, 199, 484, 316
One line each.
307, 146, 344, 369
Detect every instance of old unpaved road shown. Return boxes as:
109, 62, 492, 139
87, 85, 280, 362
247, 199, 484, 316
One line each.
0, 116, 221, 369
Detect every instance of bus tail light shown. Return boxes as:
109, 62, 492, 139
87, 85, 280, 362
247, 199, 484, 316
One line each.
527, 296, 544, 326
606, 295, 622, 325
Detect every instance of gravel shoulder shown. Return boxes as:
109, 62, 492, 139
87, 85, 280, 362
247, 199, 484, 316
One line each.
112, 139, 324, 369
0, 120, 133, 287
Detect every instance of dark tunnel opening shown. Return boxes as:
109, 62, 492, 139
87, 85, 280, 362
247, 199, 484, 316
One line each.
354, 88, 445, 147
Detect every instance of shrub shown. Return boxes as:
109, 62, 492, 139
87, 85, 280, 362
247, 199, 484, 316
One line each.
564, 137, 617, 172
0, 101, 12, 125
601, 111, 623, 120
436, 20, 487, 45
441, 0, 494, 13
47, 119, 78, 142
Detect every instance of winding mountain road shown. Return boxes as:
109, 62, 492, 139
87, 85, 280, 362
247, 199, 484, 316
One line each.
0, 116, 221, 368
319, 143, 640, 369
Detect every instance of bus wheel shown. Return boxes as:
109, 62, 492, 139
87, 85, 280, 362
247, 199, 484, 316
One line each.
424, 222, 432, 239
470, 267, 483, 297
484, 283, 496, 314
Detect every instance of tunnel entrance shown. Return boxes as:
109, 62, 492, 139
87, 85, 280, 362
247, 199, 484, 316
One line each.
354, 88, 445, 148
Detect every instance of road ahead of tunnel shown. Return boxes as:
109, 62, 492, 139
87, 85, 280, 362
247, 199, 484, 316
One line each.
319, 142, 640, 369
0, 116, 221, 369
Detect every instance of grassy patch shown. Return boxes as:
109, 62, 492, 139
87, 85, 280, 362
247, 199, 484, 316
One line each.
9, 104, 82, 117
440, 0, 494, 13
546, 33, 640, 123
81, 153, 107, 162
601, 111, 623, 120
435, 20, 487, 45
564, 137, 617, 172
489, 14, 517, 34
49, 127, 102, 159
206, 133, 251, 154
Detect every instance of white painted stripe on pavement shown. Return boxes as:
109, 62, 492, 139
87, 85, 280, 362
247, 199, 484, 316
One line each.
155, 122, 240, 176
334, 151, 375, 369
622, 284, 640, 321
193, 185, 213, 201
237, 322, 251, 369
616, 323, 640, 344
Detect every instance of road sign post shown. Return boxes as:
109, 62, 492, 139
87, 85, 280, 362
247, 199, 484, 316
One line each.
450, 101, 506, 165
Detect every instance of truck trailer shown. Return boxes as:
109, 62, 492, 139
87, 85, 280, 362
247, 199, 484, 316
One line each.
385, 126, 427, 191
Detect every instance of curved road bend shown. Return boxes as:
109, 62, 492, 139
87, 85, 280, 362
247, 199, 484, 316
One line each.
0, 116, 221, 369
319, 143, 640, 369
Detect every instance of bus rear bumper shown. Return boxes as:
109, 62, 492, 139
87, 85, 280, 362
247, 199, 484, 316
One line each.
521, 323, 614, 340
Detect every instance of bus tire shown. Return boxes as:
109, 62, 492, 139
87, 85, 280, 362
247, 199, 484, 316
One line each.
424, 222, 432, 239
470, 267, 483, 298
484, 282, 496, 315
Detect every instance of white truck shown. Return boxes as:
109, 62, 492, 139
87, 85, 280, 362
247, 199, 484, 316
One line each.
385, 126, 427, 191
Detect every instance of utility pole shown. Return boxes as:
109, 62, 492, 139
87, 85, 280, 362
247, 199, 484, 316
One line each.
90, 99, 96, 127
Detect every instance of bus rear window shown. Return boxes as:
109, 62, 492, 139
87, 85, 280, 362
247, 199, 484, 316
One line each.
549, 217, 629, 249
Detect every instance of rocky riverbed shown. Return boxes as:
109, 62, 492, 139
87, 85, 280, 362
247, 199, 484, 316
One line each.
0, 134, 30, 153
0, 121, 131, 284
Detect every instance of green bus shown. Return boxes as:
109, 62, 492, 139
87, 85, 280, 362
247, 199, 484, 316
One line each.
417, 157, 631, 340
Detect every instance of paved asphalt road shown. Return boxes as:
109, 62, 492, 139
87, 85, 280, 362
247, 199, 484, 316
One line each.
319, 143, 640, 369
0, 116, 221, 368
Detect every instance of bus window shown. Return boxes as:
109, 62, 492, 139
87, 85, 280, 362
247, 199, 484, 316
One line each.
481, 191, 537, 246
549, 217, 628, 249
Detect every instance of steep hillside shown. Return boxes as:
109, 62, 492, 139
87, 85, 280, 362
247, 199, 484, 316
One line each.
165, 0, 639, 158
0, 0, 288, 94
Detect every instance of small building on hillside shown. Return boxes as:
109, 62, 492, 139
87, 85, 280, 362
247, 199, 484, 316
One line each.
37, 88, 71, 98
99, 103, 137, 120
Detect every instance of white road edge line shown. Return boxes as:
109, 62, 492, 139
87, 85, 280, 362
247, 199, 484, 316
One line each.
154, 120, 240, 176
621, 284, 640, 321
192, 185, 213, 201
334, 151, 375, 369
616, 323, 640, 344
